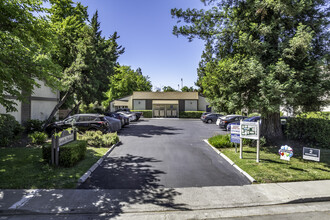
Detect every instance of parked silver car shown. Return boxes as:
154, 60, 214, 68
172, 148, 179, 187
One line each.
104, 116, 122, 132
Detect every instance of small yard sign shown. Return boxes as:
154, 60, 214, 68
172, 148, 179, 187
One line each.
230, 124, 240, 144
303, 147, 320, 162
278, 145, 293, 161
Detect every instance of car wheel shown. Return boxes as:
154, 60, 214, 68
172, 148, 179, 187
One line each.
207, 119, 212, 124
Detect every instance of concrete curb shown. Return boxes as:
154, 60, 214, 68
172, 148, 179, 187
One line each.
203, 139, 256, 183
77, 141, 120, 185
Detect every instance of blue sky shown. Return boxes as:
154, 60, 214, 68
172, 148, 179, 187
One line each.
74, 0, 207, 91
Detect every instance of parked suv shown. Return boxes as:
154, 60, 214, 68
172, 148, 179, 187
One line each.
115, 108, 143, 121
45, 114, 110, 135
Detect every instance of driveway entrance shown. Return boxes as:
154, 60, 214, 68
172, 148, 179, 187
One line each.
79, 119, 250, 189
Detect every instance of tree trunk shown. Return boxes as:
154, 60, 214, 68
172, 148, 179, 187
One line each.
42, 90, 72, 130
260, 112, 283, 141
64, 100, 82, 118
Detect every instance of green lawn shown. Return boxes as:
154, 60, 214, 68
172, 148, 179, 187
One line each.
220, 145, 330, 183
0, 146, 109, 189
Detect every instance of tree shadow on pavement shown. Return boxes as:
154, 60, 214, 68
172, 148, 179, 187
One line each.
118, 124, 183, 138
78, 154, 190, 218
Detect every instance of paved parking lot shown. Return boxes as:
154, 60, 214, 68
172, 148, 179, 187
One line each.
79, 119, 250, 189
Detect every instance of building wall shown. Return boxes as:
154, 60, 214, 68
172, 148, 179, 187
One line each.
0, 100, 22, 123
133, 100, 146, 110
198, 96, 210, 112
0, 80, 59, 124
31, 100, 58, 121
184, 100, 197, 111
33, 79, 58, 99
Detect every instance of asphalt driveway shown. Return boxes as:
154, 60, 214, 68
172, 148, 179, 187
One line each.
79, 119, 250, 189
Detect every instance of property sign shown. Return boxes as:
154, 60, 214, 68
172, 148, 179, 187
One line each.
240, 121, 258, 140
278, 145, 293, 161
303, 147, 320, 162
59, 130, 75, 146
231, 124, 240, 143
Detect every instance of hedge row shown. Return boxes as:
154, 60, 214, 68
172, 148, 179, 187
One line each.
42, 140, 87, 167
78, 131, 119, 147
285, 117, 330, 149
179, 111, 204, 118
131, 110, 152, 118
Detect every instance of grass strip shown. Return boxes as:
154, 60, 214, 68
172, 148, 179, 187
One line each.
220, 146, 330, 183
0, 146, 109, 189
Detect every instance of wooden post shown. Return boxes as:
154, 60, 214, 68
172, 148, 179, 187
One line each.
256, 120, 260, 163
51, 135, 55, 165
55, 136, 59, 166
240, 120, 243, 159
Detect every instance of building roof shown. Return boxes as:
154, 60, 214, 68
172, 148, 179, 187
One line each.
132, 91, 198, 100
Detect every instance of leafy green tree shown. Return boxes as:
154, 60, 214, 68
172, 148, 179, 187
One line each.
181, 86, 197, 92
103, 65, 152, 107
172, 0, 330, 139
0, 0, 61, 112
162, 86, 176, 92
43, 2, 123, 128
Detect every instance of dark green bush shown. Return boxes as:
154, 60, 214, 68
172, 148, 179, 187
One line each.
23, 119, 44, 133
29, 131, 48, 145
208, 134, 233, 148
285, 117, 330, 149
42, 140, 87, 167
132, 110, 152, 118
0, 114, 24, 147
179, 111, 204, 118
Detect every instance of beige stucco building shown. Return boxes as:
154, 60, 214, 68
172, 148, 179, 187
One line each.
110, 91, 211, 118
0, 80, 59, 124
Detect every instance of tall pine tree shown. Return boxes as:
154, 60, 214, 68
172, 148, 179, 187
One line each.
172, 0, 330, 139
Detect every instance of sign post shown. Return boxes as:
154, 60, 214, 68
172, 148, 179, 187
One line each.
240, 120, 260, 162
230, 124, 240, 154
51, 130, 76, 166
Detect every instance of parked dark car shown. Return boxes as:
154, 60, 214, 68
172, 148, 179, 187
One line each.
104, 116, 122, 132
104, 112, 129, 127
227, 116, 261, 131
115, 108, 143, 121
200, 112, 211, 120
219, 115, 247, 130
45, 114, 110, 136
201, 113, 223, 123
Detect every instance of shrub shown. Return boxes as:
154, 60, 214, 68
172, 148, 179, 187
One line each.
208, 134, 233, 148
243, 136, 267, 147
297, 111, 330, 120
285, 117, 330, 149
248, 112, 261, 117
42, 140, 87, 167
78, 131, 119, 147
24, 119, 44, 134
0, 114, 24, 147
29, 131, 48, 145
102, 132, 119, 146
132, 110, 152, 118
179, 111, 204, 118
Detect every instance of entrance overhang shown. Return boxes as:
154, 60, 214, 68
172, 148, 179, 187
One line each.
152, 100, 179, 105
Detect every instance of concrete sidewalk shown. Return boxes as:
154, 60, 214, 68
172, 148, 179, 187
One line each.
1, 180, 330, 219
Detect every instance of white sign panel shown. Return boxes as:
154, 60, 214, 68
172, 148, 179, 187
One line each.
231, 124, 240, 134
240, 121, 259, 140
